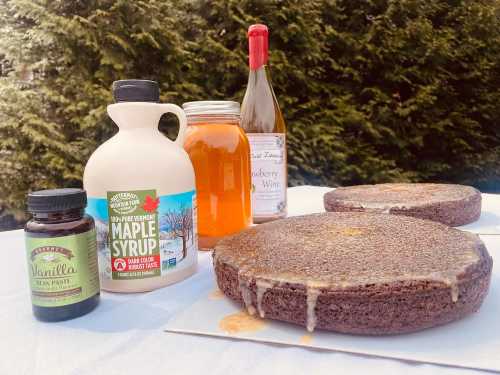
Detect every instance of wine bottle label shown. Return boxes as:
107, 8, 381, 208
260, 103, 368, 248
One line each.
247, 133, 287, 217
86, 189, 197, 281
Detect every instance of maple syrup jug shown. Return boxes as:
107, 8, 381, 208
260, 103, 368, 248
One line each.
84, 80, 198, 293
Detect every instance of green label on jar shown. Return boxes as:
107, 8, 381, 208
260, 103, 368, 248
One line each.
107, 190, 161, 280
25, 230, 100, 307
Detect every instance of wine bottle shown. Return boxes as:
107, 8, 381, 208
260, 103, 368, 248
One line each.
241, 24, 287, 223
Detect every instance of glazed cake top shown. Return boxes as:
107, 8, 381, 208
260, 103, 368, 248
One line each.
214, 212, 484, 288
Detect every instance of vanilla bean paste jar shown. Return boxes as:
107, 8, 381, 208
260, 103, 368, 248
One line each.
24, 189, 100, 322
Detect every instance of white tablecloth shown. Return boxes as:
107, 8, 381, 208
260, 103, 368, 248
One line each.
1, 186, 497, 375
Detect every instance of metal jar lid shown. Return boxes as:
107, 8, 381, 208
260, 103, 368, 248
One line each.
27, 188, 87, 213
182, 101, 240, 116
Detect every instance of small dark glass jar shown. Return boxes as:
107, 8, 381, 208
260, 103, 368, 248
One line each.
24, 188, 100, 322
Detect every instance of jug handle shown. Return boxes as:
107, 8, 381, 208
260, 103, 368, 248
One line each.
157, 103, 187, 146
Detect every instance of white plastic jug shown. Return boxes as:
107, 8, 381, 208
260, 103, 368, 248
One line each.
84, 80, 197, 292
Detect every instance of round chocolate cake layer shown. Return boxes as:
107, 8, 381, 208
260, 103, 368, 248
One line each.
323, 183, 481, 226
213, 212, 492, 335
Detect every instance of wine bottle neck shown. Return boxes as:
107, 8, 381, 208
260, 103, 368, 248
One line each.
246, 66, 274, 96
249, 33, 268, 71
248, 65, 269, 80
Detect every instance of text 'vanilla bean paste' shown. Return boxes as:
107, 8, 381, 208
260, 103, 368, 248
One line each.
24, 189, 100, 322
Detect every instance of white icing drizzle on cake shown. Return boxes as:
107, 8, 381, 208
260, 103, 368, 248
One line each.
440, 276, 460, 303
451, 283, 459, 303
238, 276, 256, 315
306, 286, 321, 332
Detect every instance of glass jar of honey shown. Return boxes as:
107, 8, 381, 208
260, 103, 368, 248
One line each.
182, 101, 252, 249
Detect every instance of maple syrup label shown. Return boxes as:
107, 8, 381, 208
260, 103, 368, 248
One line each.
247, 133, 287, 216
87, 189, 197, 281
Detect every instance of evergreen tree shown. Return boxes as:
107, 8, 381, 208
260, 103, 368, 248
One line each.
0, 0, 195, 217
186, 0, 500, 186
0, 0, 499, 224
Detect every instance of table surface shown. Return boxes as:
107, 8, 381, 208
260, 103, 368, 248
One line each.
1, 186, 498, 375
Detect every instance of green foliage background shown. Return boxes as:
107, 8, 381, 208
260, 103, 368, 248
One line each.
1, 0, 500, 219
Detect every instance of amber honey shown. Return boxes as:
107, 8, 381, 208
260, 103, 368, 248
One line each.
183, 101, 252, 249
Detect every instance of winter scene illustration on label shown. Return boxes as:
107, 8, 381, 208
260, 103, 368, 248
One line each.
247, 133, 287, 216
87, 189, 197, 281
